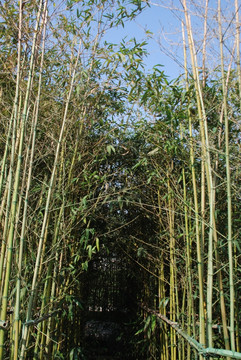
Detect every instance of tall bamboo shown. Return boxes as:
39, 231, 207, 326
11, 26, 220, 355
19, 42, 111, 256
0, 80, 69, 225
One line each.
158, 189, 169, 360
218, 0, 235, 351
181, 21, 205, 350
0, 1, 43, 356
202, 0, 208, 87
35, 146, 64, 359
234, 1, 241, 350
0, 112, 14, 200
181, 138, 192, 359
179, 73, 193, 358
201, 0, 208, 297
167, 169, 176, 360
19, 37, 82, 360
0, 15, 23, 291
182, 3, 216, 346
12, 3, 48, 358
235, 0, 241, 110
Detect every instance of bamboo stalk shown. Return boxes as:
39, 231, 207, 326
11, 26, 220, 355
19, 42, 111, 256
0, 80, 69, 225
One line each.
35, 107, 87, 356
19, 37, 82, 360
0, 0, 24, 201
211, 96, 230, 353
182, 4, 216, 347
0, 75, 23, 296
38, 155, 64, 359
218, 0, 235, 351
234, 0, 240, 351
181, 20, 205, 350
235, 0, 241, 110
143, 306, 241, 359
0, 1, 43, 356
201, 0, 207, 295
0, 112, 14, 200
167, 170, 176, 360
13, 4, 48, 358
202, 0, 209, 87
44, 248, 60, 356
181, 156, 192, 358
158, 189, 169, 360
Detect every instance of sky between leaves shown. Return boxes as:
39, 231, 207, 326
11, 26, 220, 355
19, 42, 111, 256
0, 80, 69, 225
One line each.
104, 0, 238, 80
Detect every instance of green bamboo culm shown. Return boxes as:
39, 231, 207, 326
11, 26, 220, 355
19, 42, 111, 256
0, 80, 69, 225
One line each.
234, 2, 241, 351
0, 1, 43, 357
12, 2, 48, 358
182, 22, 205, 353
19, 36, 82, 360
145, 307, 241, 359
182, 8, 208, 350
218, 0, 235, 351
0, 0, 23, 288
235, 0, 241, 110
182, 4, 217, 348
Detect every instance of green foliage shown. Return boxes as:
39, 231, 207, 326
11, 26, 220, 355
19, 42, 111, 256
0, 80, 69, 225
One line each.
69, 347, 86, 360
0, 0, 240, 359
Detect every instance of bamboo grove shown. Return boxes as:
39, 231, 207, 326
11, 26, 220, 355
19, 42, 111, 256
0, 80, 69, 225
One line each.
0, 0, 240, 359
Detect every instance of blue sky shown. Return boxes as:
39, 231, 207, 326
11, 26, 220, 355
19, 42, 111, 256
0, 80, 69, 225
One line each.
103, 0, 236, 80
53, 0, 236, 81
104, 3, 183, 79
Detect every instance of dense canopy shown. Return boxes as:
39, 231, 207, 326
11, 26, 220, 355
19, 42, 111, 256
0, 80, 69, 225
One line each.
0, 0, 241, 359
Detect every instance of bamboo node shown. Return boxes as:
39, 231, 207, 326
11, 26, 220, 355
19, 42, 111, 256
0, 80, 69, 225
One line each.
0, 320, 8, 330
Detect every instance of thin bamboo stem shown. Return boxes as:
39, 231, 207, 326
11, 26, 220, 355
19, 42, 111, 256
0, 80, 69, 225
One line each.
0, 1, 43, 356
20, 37, 82, 360
143, 306, 241, 359
182, 4, 216, 347
182, 20, 205, 350
13, 4, 48, 357
235, 0, 241, 110
218, 0, 235, 351
202, 0, 208, 87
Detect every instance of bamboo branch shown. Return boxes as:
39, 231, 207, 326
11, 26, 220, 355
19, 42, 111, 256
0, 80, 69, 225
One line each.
24, 309, 61, 327
142, 306, 241, 359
